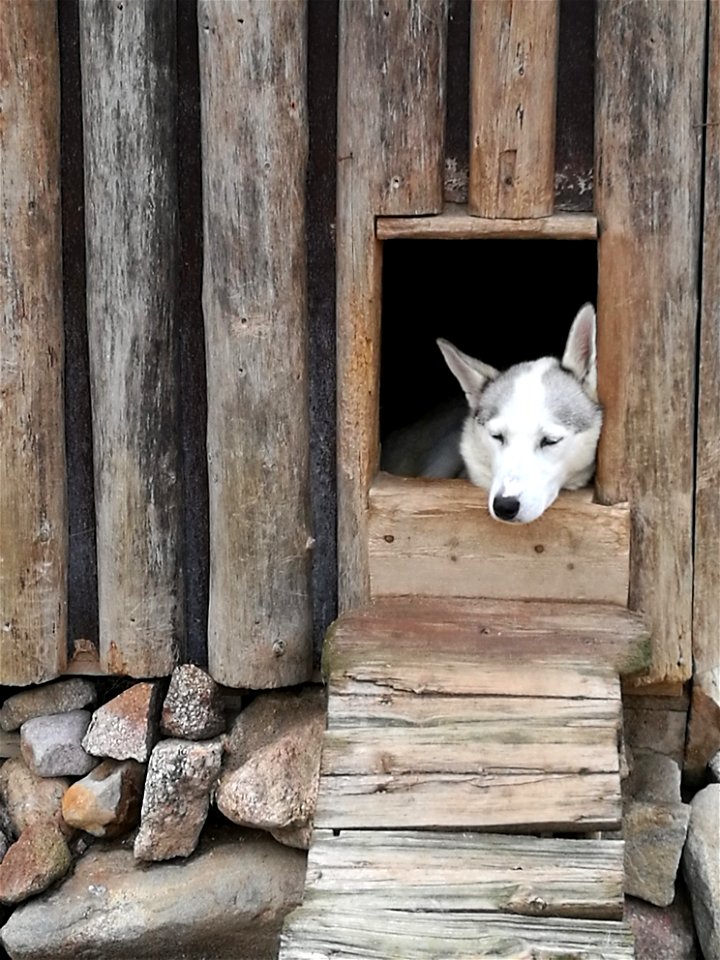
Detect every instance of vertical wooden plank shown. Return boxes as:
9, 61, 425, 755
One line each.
469, 0, 559, 218
0, 1, 67, 685
199, 0, 313, 688
687, 0, 720, 778
337, 0, 447, 611
80, 0, 182, 676
595, 1, 705, 682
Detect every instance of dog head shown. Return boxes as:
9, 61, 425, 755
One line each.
437, 304, 602, 524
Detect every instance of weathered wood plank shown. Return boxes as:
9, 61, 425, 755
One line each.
325, 597, 650, 679
304, 830, 624, 919
469, 0, 559, 218
330, 665, 617, 702
80, 0, 180, 676
315, 770, 620, 833
0, 0, 67, 684
340, 595, 648, 639
328, 690, 621, 730
322, 725, 619, 777
687, 0, 720, 778
377, 208, 596, 240
594, 1, 705, 681
198, 0, 313, 687
281, 907, 634, 960
368, 475, 630, 606
337, 0, 447, 611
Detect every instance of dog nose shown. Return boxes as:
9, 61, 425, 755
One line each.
493, 495, 520, 521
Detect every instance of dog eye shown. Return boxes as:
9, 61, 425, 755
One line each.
540, 436, 561, 448
490, 433, 505, 445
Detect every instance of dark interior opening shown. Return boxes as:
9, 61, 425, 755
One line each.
380, 239, 598, 445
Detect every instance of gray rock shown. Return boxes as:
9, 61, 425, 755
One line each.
0, 680, 96, 733
624, 800, 690, 907
61, 759, 146, 838
0, 827, 8, 863
20, 711, 96, 778
82, 682, 161, 763
217, 687, 325, 850
222, 687, 325, 771
134, 738, 222, 861
625, 887, 698, 960
625, 752, 682, 805
623, 699, 688, 766
0, 828, 306, 960
0, 759, 68, 836
683, 783, 720, 960
161, 664, 225, 740
0, 820, 73, 905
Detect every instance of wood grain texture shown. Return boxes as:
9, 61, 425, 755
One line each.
0, 1, 67, 684
594, 1, 705, 682
687, 0, 720, 777
376, 208, 596, 239
199, 0, 313, 687
281, 906, 634, 960
315, 771, 620, 833
337, 0, 447, 611
325, 596, 651, 679
469, 0, 559, 218
80, 0, 181, 677
303, 830, 624, 919
368, 475, 630, 606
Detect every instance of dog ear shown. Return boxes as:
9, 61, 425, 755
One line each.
437, 339, 499, 408
562, 304, 597, 402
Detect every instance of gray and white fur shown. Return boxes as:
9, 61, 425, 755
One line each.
381, 304, 602, 524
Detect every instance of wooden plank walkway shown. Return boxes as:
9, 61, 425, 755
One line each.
280, 599, 649, 959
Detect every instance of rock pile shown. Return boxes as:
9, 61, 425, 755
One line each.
623, 687, 719, 960
0, 669, 324, 959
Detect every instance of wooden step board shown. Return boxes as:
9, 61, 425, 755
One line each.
281, 599, 648, 959
302, 830, 625, 919
281, 904, 635, 960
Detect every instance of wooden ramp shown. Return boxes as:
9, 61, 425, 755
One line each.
280, 599, 649, 960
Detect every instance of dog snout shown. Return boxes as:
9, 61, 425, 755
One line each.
492, 495, 521, 522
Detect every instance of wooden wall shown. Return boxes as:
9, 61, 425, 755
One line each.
595, 1, 706, 684
2, 0, 331, 689
336, 0, 447, 611
0, 1, 67, 685
198, 0, 313, 688
1, 0, 718, 733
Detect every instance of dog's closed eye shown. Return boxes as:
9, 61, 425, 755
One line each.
540, 436, 562, 448
490, 433, 505, 445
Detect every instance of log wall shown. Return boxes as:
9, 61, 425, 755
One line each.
80, 0, 182, 677
198, 0, 313, 688
0, 2, 67, 685
594, 0, 706, 683
1, 1, 717, 705
337, 0, 447, 612
469, 0, 559, 218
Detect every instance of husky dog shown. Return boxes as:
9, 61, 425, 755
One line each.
381, 304, 601, 524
